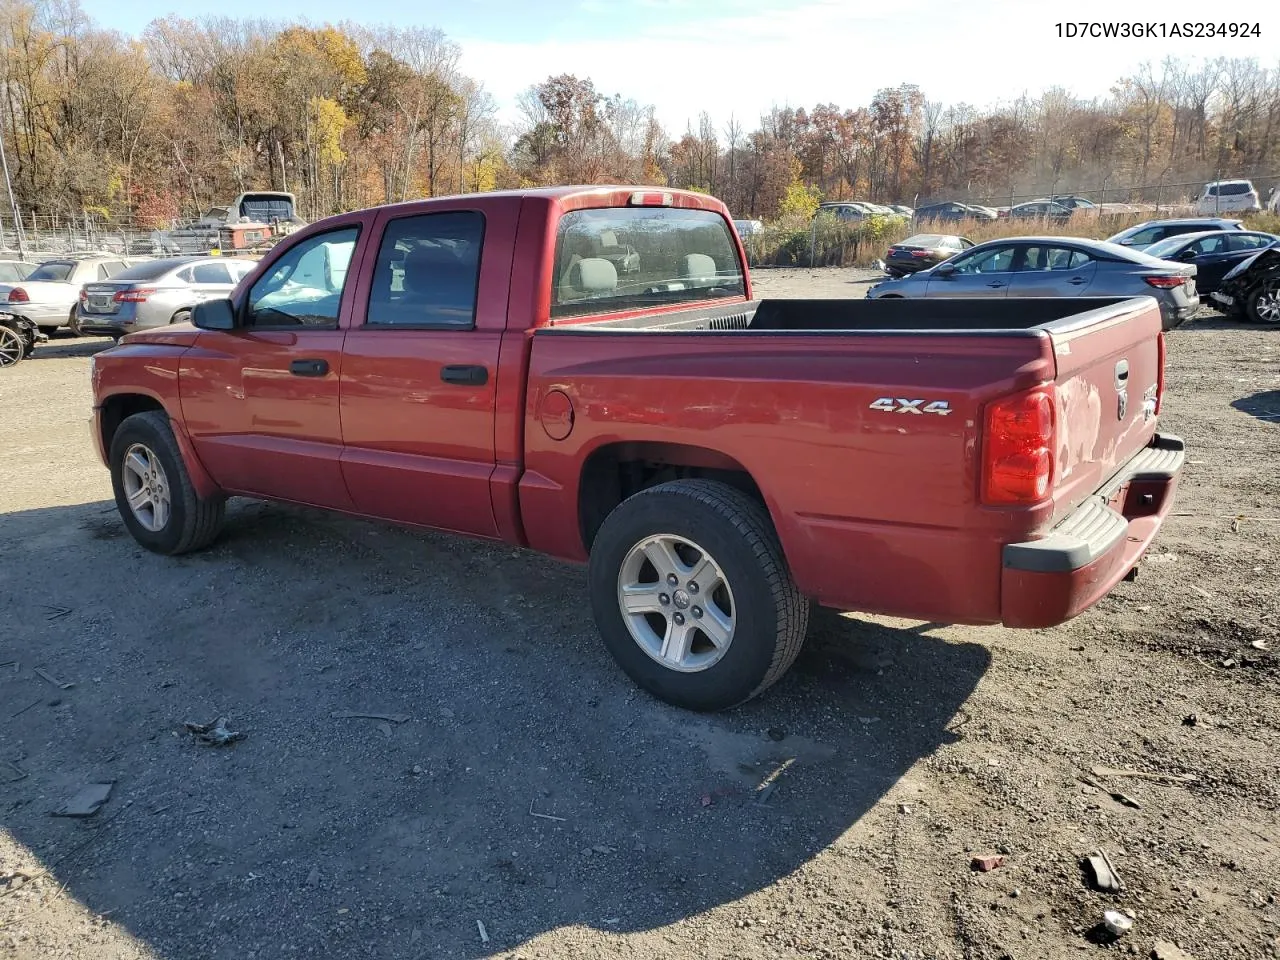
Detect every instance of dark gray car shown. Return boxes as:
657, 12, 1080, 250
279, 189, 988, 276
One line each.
865, 236, 1199, 330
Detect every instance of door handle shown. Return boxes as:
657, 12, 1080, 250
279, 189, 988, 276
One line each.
1067, 277, 1087, 285
440, 364, 488, 386
290, 358, 329, 377
986, 281, 1006, 288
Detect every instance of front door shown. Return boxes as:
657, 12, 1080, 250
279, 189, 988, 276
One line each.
180, 223, 365, 508
925, 243, 1017, 297
338, 201, 518, 539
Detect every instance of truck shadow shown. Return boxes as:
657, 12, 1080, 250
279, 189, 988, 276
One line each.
1, 499, 989, 958
1232, 390, 1280, 425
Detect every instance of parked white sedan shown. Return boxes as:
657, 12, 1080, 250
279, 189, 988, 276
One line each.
0, 255, 136, 334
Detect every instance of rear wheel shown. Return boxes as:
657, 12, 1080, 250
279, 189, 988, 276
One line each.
588, 479, 809, 711
109, 410, 226, 555
0, 326, 25, 366
67, 307, 83, 337
1246, 279, 1280, 325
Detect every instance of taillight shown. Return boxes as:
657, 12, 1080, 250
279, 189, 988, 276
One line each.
114, 287, 156, 303
79, 287, 88, 302
1143, 275, 1186, 289
911, 250, 933, 258
1155, 331, 1166, 415
7, 287, 29, 303
981, 387, 1056, 506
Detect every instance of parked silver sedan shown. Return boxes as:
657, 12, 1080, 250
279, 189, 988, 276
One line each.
865, 236, 1199, 330
76, 256, 257, 337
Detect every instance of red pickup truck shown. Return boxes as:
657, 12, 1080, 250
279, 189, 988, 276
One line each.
90, 186, 1185, 711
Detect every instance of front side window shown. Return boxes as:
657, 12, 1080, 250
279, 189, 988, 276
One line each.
950, 245, 1016, 275
551, 207, 745, 319
367, 212, 484, 328
1228, 234, 1273, 252
246, 227, 359, 328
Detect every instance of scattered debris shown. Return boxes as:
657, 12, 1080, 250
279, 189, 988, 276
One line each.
305, 867, 320, 888
476, 919, 490, 944
755, 757, 795, 806
10, 697, 41, 719
1078, 775, 1142, 809
41, 605, 72, 621
1145, 553, 1178, 564
439, 707, 456, 720
0, 660, 16, 671
1152, 940, 1197, 960
1085, 850, 1123, 893
766, 727, 786, 742
528, 801, 566, 822
1251, 640, 1270, 651
34, 667, 74, 690
4, 759, 28, 783
1102, 909, 1134, 936
52, 782, 114, 818
699, 794, 713, 807
972, 854, 1005, 872
330, 711, 410, 723
898, 803, 913, 815
1182, 714, 1199, 727
1090, 765, 1197, 785
183, 717, 247, 746
591, 845, 615, 855
377, 722, 393, 740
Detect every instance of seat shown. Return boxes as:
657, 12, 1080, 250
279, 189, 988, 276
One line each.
388, 244, 478, 326
681, 253, 717, 279
561, 257, 618, 301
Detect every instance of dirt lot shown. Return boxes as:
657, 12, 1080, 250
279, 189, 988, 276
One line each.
2, 269, 1279, 960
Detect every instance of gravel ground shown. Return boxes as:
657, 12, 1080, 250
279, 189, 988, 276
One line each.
2, 269, 1278, 960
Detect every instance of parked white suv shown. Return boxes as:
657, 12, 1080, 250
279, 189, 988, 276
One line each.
1194, 179, 1261, 215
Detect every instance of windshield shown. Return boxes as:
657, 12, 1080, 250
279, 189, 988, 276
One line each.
26, 262, 74, 282
110, 260, 187, 282
551, 207, 745, 319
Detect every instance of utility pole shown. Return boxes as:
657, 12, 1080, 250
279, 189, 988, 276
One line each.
0, 120, 27, 262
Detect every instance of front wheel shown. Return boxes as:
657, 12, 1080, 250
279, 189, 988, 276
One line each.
1246, 280, 1280, 325
588, 479, 809, 711
109, 410, 226, 555
170, 309, 191, 325
0, 325, 25, 366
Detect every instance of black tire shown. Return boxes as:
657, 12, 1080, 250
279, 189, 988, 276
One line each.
109, 410, 226, 555
38, 325, 58, 338
588, 479, 809, 711
171, 310, 191, 325
1245, 280, 1280, 325
67, 307, 83, 337
0, 325, 25, 366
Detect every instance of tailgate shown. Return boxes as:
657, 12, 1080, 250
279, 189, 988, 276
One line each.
1049, 299, 1164, 523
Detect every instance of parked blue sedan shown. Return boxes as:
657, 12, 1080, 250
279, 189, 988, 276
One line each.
865, 236, 1200, 330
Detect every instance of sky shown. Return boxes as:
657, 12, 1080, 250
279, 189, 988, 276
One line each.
79, 0, 1274, 134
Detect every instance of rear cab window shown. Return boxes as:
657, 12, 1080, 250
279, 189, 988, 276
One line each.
27, 262, 74, 282
551, 206, 745, 320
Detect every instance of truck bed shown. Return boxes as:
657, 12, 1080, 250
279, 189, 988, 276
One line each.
548, 296, 1142, 335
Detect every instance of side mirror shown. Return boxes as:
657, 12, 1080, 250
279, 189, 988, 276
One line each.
192, 298, 238, 331
933, 263, 957, 278
1176, 248, 1198, 261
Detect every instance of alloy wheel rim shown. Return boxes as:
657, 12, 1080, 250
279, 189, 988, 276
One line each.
121, 443, 171, 532
616, 534, 736, 673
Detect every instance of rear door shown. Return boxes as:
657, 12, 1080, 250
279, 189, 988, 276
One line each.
1008, 244, 1097, 296
924, 243, 1017, 296
1048, 301, 1164, 522
180, 221, 367, 508
338, 199, 518, 539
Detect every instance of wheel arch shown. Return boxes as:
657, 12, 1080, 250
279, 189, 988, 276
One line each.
577, 440, 771, 555
98, 391, 220, 499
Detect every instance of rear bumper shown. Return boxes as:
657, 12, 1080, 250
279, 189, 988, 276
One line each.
1000, 433, 1185, 628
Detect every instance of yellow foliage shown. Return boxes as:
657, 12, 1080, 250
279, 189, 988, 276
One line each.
778, 179, 821, 219
309, 97, 348, 168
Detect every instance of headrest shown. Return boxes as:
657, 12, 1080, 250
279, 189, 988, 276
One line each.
599, 230, 618, 248
682, 253, 717, 278
575, 257, 617, 293
403, 244, 466, 294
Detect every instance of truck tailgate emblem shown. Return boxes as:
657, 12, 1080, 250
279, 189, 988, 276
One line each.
870, 398, 952, 416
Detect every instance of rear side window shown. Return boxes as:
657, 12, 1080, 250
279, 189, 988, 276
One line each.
551, 207, 745, 319
1209, 182, 1252, 197
191, 262, 233, 284
1228, 234, 1273, 252
366, 211, 485, 328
